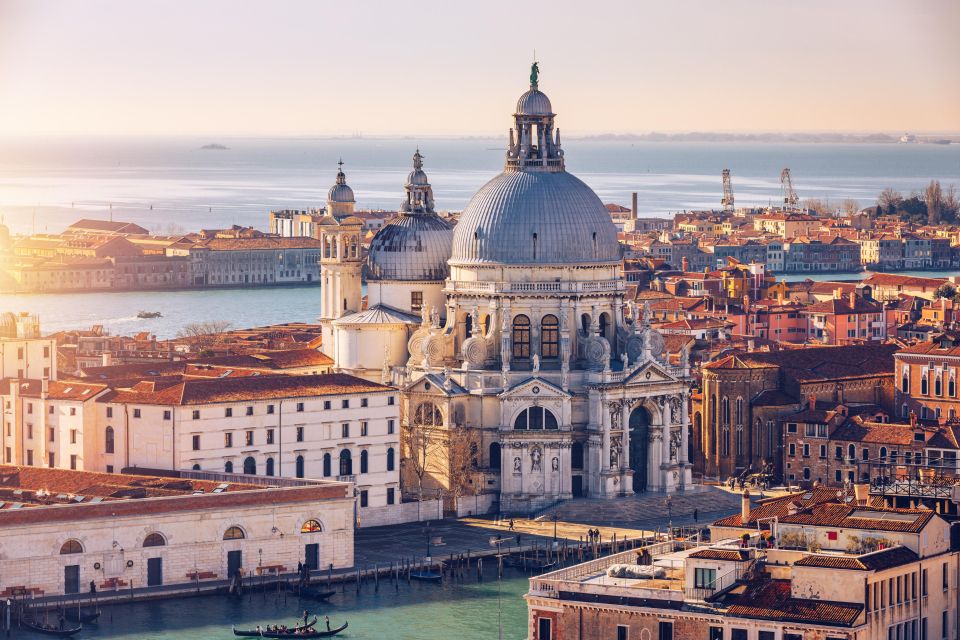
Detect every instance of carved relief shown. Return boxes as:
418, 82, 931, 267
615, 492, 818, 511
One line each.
530, 446, 542, 472
461, 336, 487, 368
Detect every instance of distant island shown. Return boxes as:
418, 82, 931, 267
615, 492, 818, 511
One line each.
199, 143, 229, 150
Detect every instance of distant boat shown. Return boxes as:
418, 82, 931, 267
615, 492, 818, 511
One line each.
200, 144, 229, 150
410, 570, 442, 583
137, 311, 162, 319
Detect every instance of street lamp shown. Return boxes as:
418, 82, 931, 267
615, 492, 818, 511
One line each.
665, 496, 673, 538
552, 513, 559, 542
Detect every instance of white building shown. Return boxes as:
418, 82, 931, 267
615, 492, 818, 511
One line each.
0, 312, 56, 381
94, 373, 401, 511
322, 66, 694, 512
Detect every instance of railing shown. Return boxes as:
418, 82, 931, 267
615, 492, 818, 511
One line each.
446, 280, 624, 295
336, 475, 357, 484
683, 558, 758, 602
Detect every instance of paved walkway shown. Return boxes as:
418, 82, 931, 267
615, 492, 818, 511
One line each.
354, 486, 749, 568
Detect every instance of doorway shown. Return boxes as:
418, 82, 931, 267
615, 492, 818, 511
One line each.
64, 565, 80, 594
304, 543, 319, 571
629, 407, 651, 493
227, 550, 242, 579
572, 475, 584, 498
147, 557, 163, 586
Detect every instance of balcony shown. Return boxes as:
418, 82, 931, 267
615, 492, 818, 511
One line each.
336, 475, 356, 484
446, 280, 625, 296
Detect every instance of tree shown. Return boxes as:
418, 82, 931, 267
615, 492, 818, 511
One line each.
934, 284, 957, 300
943, 184, 959, 224
841, 199, 860, 216
925, 180, 943, 225
802, 198, 832, 215
177, 320, 233, 352
400, 398, 446, 506
878, 188, 903, 215
445, 427, 481, 512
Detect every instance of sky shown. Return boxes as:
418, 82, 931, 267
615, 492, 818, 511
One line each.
0, 0, 958, 137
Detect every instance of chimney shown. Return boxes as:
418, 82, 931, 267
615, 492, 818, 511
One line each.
631, 192, 638, 221
681, 256, 689, 272
41, 377, 49, 399
808, 394, 816, 411
747, 339, 755, 352
910, 411, 917, 428
102, 353, 112, 367
849, 291, 857, 309
854, 482, 869, 505
741, 488, 751, 522
834, 288, 842, 300
777, 290, 785, 305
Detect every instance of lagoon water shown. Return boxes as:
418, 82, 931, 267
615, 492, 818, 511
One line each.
1, 137, 958, 337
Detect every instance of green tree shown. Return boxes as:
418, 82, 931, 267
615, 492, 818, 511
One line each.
934, 283, 956, 300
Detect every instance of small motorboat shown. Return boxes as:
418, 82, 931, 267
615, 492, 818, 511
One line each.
64, 607, 101, 624
296, 585, 336, 600
232, 617, 316, 638
233, 620, 347, 638
21, 619, 82, 637
410, 570, 442, 583
137, 311, 162, 319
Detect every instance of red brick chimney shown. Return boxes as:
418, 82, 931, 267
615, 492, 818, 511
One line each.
849, 291, 857, 309
808, 394, 816, 411
910, 411, 917, 428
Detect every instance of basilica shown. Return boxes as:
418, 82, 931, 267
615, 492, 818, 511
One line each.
318, 66, 693, 510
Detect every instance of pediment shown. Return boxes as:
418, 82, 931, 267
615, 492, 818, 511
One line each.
621, 360, 681, 385
499, 376, 571, 400
404, 373, 468, 397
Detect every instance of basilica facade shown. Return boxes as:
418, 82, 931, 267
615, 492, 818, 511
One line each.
319, 67, 693, 511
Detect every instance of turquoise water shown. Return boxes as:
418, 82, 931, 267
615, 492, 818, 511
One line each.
29, 572, 529, 640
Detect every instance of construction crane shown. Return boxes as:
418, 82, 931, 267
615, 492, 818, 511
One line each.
780, 168, 800, 211
721, 169, 735, 212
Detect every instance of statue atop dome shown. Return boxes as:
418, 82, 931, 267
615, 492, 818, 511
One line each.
530, 61, 539, 87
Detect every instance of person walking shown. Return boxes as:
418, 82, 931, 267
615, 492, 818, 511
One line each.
89, 580, 97, 594
324, 616, 331, 632
508, 518, 515, 531
693, 508, 699, 523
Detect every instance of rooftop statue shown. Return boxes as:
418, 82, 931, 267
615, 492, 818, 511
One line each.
530, 61, 539, 87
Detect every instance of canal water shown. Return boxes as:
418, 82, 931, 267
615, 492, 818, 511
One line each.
3, 269, 955, 340
26, 571, 530, 640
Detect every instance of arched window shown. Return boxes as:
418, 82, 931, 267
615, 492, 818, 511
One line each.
540, 315, 559, 359
243, 456, 256, 475
935, 375, 943, 396
735, 397, 743, 425
223, 526, 245, 540
921, 375, 928, 395
722, 397, 730, 426
192, 463, 201, 470
489, 443, 501, 470
265, 457, 275, 477
599, 313, 609, 339
60, 540, 83, 554
512, 315, 531, 359
360, 450, 369, 474
386, 448, 395, 472
879, 447, 887, 461
580, 313, 591, 334
323, 453, 332, 477
339, 450, 352, 476
514, 407, 559, 430
224, 461, 233, 473
301, 519, 322, 533
143, 533, 166, 547
950, 375, 956, 397
296, 455, 305, 478
414, 402, 443, 428
464, 314, 473, 338
902, 370, 910, 393
104, 426, 114, 454
848, 444, 856, 461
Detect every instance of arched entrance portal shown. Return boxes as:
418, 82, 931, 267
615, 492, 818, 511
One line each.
629, 407, 651, 493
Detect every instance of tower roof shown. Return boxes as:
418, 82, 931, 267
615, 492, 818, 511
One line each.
327, 159, 355, 204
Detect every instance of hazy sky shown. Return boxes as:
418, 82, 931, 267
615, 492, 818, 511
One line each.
1, 0, 958, 136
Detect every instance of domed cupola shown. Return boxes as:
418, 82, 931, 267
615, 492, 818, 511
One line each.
326, 160, 356, 216
365, 150, 453, 282
450, 63, 621, 266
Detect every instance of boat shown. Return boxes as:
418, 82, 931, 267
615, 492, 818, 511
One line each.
233, 621, 348, 638
232, 617, 316, 637
295, 585, 336, 600
410, 570, 442, 583
64, 607, 101, 623
137, 311, 162, 319
21, 619, 83, 637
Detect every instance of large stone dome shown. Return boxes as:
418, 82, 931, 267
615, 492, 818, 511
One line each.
450, 169, 620, 266
366, 214, 453, 281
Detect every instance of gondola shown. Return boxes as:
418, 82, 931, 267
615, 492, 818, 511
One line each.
410, 570, 442, 583
64, 608, 101, 624
232, 621, 347, 638
296, 585, 336, 600
20, 619, 83, 637
232, 618, 317, 637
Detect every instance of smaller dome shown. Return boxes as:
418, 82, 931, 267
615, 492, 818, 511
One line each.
327, 162, 355, 204
516, 88, 553, 116
407, 169, 429, 186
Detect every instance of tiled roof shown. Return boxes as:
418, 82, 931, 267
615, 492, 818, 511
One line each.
805, 296, 884, 315
194, 237, 322, 251
0, 379, 108, 401
793, 546, 919, 571
687, 548, 750, 561
863, 274, 947, 288
712, 487, 885, 529
98, 373, 393, 406
704, 344, 896, 382
723, 578, 863, 627
829, 418, 918, 446
779, 503, 935, 533
751, 389, 798, 407
66, 219, 150, 234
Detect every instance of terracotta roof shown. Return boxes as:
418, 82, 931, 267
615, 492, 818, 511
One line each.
751, 389, 798, 407
687, 548, 751, 561
778, 503, 935, 533
194, 237, 322, 251
723, 578, 863, 627
863, 274, 947, 288
704, 344, 896, 383
805, 296, 884, 315
713, 487, 885, 529
66, 219, 150, 234
98, 373, 393, 406
0, 379, 108, 401
793, 546, 919, 571
829, 418, 918, 446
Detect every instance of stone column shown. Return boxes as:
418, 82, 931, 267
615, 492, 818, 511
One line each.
680, 393, 690, 466
601, 402, 611, 473
620, 402, 631, 469
661, 399, 671, 467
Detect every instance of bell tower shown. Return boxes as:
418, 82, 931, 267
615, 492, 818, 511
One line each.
319, 162, 363, 357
